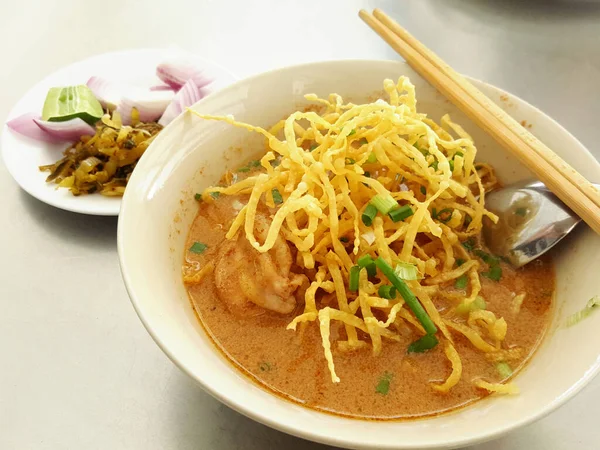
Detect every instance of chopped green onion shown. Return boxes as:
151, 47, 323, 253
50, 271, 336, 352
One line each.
209, 192, 220, 199
367, 152, 378, 163
461, 238, 475, 251
345, 157, 356, 165
464, 214, 472, 227
357, 254, 373, 267
362, 204, 378, 226
566, 296, 600, 327
194, 193, 202, 201
189, 242, 208, 254
249, 160, 261, 167
358, 254, 377, 277
474, 295, 487, 310
482, 265, 503, 281
394, 261, 419, 281
348, 129, 356, 136
378, 285, 397, 299
309, 143, 318, 151
370, 194, 398, 215
515, 207, 527, 217
374, 257, 437, 335
389, 204, 414, 222
339, 236, 349, 243
456, 258, 465, 267
454, 151, 464, 158
454, 274, 468, 289
429, 160, 439, 171
475, 249, 502, 281
420, 186, 426, 195
449, 159, 455, 172
496, 362, 513, 379
455, 296, 487, 315
375, 372, 393, 395
475, 249, 500, 267
366, 264, 377, 277
272, 188, 283, 204
364, 171, 371, 178
237, 166, 250, 172
360, 138, 368, 145
433, 208, 453, 223
407, 334, 439, 353
259, 362, 272, 372
349, 266, 361, 292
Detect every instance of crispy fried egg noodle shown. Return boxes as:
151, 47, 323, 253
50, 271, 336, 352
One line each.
189, 77, 514, 393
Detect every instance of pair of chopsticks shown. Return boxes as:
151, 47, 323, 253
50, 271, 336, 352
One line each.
359, 9, 600, 235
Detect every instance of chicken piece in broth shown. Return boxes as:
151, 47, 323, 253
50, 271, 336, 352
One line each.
214, 213, 307, 316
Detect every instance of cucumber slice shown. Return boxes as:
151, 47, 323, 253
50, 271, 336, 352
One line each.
42, 85, 104, 125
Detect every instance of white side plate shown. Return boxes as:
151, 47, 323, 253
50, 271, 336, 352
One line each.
1, 48, 237, 216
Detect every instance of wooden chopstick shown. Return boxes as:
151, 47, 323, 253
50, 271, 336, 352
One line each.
371, 8, 600, 210
359, 9, 600, 235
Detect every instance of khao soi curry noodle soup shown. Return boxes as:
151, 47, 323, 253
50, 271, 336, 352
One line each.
181, 77, 554, 419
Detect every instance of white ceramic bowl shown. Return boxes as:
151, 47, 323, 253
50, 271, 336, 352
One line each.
118, 60, 600, 449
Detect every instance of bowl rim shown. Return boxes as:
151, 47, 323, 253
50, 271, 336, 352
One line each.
118, 59, 600, 450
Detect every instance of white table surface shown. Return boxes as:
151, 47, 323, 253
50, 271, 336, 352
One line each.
2, 1, 600, 449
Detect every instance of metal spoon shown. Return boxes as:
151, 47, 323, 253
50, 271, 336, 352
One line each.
482, 180, 598, 268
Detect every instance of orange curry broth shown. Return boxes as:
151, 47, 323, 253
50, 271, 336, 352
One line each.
183, 192, 554, 420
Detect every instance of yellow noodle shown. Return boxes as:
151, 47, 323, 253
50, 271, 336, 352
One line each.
474, 380, 519, 395
191, 77, 502, 385
424, 260, 478, 285
445, 320, 497, 352
327, 255, 360, 348
317, 308, 340, 383
431, 343, 462, 392
512, 293, 526, 314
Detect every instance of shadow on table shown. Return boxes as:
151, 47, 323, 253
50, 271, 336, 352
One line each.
166, 369, 338, 450
19, 189, 118, 251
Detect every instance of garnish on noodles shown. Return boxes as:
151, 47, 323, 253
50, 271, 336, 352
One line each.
187, 76, 527, 394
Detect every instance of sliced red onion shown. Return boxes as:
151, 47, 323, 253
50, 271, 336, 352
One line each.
118, 89, 174, 125
6, 113, 65, 143
7, 113, 93, 143
149, 84, 176, 92
88, 77, 174, 124
86, 76, 122, 108
156, 60, 213, 90
33, 117, 95, 140
7, 113, 94, 143
158, 79, 207, 126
